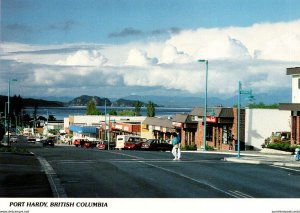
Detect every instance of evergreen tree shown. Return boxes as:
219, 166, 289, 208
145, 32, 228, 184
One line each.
147, 101, 155, 117
86, 100, 100, 115
134, 100, 142, 116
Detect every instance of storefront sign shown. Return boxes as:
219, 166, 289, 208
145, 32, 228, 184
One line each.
206, 116, 217, 123
115, 124, 123, 129
124, 126, 129, 131
172, 122, 183, 127
154, 126, 161, 131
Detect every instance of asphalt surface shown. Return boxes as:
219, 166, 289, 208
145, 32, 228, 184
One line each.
1, 143, 300, 197
0, 151, 53, 197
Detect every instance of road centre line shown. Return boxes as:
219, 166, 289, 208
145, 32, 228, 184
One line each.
228, 190, 253, 198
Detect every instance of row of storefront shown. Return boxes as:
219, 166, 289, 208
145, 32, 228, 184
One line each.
65, 107, 245, 151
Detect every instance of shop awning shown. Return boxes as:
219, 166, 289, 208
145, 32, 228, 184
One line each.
69, 125, 98, 134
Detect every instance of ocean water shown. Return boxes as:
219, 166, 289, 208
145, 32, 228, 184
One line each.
24, 106, 193, 120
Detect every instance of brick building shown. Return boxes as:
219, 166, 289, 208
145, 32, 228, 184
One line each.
190, 107, 245, 150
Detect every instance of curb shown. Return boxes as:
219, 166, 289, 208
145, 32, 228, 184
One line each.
36, 156, 68, 198
224, 157, 300, 168
0, 151, 34, 156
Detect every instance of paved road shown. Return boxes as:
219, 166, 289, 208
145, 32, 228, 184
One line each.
27, 144, 300, 198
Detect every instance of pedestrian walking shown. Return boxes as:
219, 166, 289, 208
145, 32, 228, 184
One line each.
177, 132, 181, 160
172, 132, 181, 160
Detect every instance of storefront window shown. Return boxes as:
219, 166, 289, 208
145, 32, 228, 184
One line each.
222, 125, 228, 144
206, 126, 213, 141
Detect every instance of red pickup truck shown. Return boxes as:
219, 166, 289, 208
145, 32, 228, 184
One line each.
73, 139, 86, 147
74, 139, 97, 148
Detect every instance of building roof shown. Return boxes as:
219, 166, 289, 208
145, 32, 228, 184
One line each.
172, 114, 196, 123
190, 107, 234, 118
279, 103, 300, 111
287, 67, 300, 75
143, 117, 174, 128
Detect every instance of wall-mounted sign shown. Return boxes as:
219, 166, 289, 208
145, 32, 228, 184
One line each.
172, 122, 183, 127
206, 116, 217, 123
115, 124, 123, 129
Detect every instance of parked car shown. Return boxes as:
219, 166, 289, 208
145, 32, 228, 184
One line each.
42, 138, 55, 147
27, 137, 36, 144
9, 135, 18, 143
74, 139, 86, 147
115, 135, 141, 150
97, 141, 116, 150
124, 140, 144, 150
141, 139, 173, 151
82, 141, 97, 149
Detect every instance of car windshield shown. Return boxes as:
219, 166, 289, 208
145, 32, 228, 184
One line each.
145, 139, 155, 144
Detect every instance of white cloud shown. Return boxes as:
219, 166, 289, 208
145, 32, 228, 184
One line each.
56, 50, 108, 66
125, 48, 158, 66
160, 45, 193, 64
1, 19, 300, 99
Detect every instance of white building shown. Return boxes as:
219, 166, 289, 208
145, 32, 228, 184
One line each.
245, 109, 290, 150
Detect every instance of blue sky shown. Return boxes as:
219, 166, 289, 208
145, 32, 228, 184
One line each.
2, 0, 299, 44
1, 0, 300, 101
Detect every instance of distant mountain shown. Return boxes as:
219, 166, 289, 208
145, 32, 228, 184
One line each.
23, 98, 65, 107
67, 96, 161, 107
0, 95, 64, 107
33, 96, 74, 102
122, 92, 291, 108
111, 98, 160, 107
68, 95, 111, 106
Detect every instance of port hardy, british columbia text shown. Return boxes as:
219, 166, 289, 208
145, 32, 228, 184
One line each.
9, 202, 108, 208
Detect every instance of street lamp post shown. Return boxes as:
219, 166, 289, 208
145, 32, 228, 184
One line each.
7, 78, 17, 146
237, 81, 254, 158
45, 109, 49, 138
104, 100, 107, 141
198, 59, 208, 151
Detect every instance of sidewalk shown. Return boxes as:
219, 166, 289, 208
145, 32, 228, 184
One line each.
0, 152, 53, 197
183, 149, 300, 168
224, 153, 300, 168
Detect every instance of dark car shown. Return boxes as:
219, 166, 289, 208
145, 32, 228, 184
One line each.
97, 141, 116, 150
141, 139, 173, 151
42, 138, 55, 147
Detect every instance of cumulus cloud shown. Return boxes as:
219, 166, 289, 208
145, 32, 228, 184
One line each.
125, 48, 158, 66
160, 45, 193, 64
1, 19, 300, 99
56, 50, 108, 66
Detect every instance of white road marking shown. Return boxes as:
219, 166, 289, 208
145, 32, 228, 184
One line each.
137, 161, 238, 198
271, 165, 300, 172
228, 190, 253, 198
37, 156, 68, 198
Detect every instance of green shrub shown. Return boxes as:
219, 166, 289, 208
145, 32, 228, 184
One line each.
266, 142, 297, 152
245, 145, 254, 150
206, 145, 215, 151
182, 144, 197, 150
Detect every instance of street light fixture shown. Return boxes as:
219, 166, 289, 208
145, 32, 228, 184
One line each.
198, 59, 208, 151
7, 78, 17, 146
237, 81, 254, 158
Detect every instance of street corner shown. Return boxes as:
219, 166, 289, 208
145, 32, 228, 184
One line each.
223, 156, 263, 165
